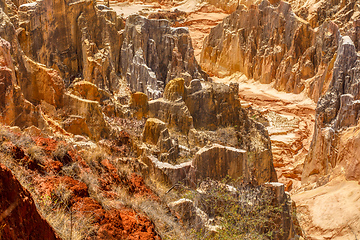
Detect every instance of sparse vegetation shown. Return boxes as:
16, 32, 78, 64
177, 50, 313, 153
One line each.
175, 179, 288, 240
0, 126, 188, 239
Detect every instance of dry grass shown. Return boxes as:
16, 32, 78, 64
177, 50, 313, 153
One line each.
44, 206, 95, 240
0, 125, 192, 240
0, 127, 96, 240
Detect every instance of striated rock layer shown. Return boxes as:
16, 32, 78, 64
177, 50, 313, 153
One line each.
303, 35, 360, 184
200, 0, 358, 102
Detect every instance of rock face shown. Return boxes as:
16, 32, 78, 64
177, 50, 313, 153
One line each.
201, 1, 313, 88
0, 163, 60, 240
17, 0, 124, 91
120, 15, 205, 98
200, 1, 346, 102
63, 93, 109, 141
0, 37, 43, 128
143, 78, 277, 186
192, 144, 249, 182
303, 36, 360, 184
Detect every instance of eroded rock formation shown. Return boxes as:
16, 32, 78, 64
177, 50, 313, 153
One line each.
200, 0, 360, 103
121, 15, 205, 98
142, 78, 277, 186
304, 36, 360, 184
0, 0, 297, 238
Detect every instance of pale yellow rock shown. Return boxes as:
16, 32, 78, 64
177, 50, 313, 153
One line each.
163, 78, 185, 102
142, 118, 167, 145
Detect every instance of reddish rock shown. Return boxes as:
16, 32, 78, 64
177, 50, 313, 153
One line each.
0, 163, 60, 240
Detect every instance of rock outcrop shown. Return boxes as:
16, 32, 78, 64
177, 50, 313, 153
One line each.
201, 1, 313, 89
303, 36, 360, 184
142, 78, 277, 186
63, 93, 109, 141
0, 163, 60, 240
192, 144, 249, 182
17, 0, 124, 91
169, 180, 297, 239
200, 0, 348, 102
120, 14, 205, 98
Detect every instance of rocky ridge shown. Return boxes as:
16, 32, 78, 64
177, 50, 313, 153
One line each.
0, 163, 60, 240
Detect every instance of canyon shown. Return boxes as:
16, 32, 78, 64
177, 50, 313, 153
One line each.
0, 0, 359, 239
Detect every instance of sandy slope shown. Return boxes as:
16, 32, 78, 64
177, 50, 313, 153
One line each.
292, 177, 360, 239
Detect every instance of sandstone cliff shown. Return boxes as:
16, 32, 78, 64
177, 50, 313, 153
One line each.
142, 78, 277, 186
303, 35, 360, 184
200, 0, 360, 103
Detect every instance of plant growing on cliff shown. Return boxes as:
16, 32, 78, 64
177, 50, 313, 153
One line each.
193, 179, 285, 240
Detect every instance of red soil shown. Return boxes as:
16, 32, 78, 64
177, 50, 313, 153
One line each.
2, 133, 161, 239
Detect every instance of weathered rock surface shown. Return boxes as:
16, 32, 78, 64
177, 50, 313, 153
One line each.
142, 118, 167, 145
293, 179, 360, 240
63, 93, 109, 141
201, 1, 313, 88
129, 91, 149, 119
144, 78, 277, 185
193, 144, 249, 182
17, 0, 124, 91
148, 98, 193, 135
120, 14, 205, 98
200, 1, 347, 102
304, 36, 360, 184
0, 163, 60, 240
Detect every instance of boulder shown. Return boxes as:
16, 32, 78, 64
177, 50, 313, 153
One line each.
71, 81, 103, 102
63, 115, 92, 138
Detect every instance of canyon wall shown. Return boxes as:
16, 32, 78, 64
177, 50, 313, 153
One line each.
201, 0, 360, 102
303, 35, 360, 184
